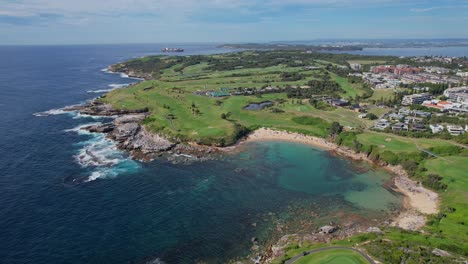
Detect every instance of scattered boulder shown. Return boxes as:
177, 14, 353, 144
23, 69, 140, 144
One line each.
432, 248, 452, 257
366, 227, 383, 234
319, 225, 337, 234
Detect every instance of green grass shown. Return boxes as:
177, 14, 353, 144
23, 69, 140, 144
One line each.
356, 132, 459, 153
330, 73, 365, 98
295, 249, 370, 264
368, 89, 395, 101
423, 156, 468, 245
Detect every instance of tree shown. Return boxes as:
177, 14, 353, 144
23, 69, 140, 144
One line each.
367, 113, 378, 120
220, 113, 227, 119
329, 122, 343, 136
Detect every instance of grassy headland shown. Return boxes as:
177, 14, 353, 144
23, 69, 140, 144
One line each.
100, 50, 467, 262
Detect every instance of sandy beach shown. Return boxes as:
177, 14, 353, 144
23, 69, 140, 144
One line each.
237, 127, 439, 230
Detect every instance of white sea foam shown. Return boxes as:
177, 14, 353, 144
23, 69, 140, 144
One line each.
86, 83, 130, 94
64, 122, 101, 133
108, 83, 130, 89
66, 123, 140, 183
86, 89, 113, 93
119, 72, 144, 80
33, 104, 81, 117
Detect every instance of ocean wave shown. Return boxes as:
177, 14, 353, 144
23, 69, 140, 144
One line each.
66, 123, 140, 182
86, 83, 130, 93
33, 104, 81, 117
119, 73, 144, 80
108, 83, 130, 89
86, 89, 113, 93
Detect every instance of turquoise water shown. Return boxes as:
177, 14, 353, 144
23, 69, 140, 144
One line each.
238, 141, 401, 210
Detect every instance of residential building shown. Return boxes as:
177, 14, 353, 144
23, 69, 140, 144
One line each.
374, 119, 391, 130
350, 63, 362, 71
429, 124, 444, 134
401, 93, 431, 106
411, 124, 426, 132
447, 125, 465, 136
443, 86, 468, 101
392, 123, 408, 131
456, 72, 468, 77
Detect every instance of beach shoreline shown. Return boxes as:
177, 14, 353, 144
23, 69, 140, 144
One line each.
226, 127, 439, 231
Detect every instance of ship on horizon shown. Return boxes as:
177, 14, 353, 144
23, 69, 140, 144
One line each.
161, 47, 184, 52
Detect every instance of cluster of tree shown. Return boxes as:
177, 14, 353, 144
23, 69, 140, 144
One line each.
280, 72, 304, 81
430, 115, 467, 125
307, 79, 343, 95
326, 64, 350, 77
309, 99, 335, 110
400, 82, 449, 96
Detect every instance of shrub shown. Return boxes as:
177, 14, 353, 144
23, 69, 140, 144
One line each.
422, 174, 447, 191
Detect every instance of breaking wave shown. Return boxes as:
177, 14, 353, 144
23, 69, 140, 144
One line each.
86, 83, 130, 93
66, 123, 140, 182
33, 104, 81, 117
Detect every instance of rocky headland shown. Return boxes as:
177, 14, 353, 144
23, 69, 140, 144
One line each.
67, 101, 221, 163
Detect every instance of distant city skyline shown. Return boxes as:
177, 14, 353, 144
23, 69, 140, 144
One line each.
1, 0, 468, 45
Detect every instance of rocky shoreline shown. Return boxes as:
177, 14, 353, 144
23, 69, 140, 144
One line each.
66, 101, 222, 164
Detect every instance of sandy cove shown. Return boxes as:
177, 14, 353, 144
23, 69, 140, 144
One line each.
233, 127, 439, 231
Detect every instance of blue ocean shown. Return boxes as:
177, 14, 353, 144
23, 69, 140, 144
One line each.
0, 43, 438, 263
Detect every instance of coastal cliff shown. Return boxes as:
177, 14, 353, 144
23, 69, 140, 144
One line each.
68, 101, 221, 162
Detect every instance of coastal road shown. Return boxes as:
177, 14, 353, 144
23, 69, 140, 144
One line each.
284, 246, 375, 264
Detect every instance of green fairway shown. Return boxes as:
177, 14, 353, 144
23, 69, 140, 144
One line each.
295, 249, 370, 264
331, 73, 365, 98
356, 131, 459, 153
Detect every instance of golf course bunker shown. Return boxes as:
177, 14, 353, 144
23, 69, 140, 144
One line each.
244, 101, 274, 110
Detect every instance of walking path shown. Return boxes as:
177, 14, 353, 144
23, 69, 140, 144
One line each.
285, 246, 375, 264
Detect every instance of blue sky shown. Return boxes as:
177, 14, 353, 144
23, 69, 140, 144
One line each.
1, 0, 468, 44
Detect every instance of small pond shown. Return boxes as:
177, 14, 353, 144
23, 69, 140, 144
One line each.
244, 101, 274, 110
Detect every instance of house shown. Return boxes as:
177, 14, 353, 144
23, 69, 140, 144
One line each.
401, 93, 431, 106
413, 110, 431, 118
404, 116, 423, 124
374, 119, 391, 130
351, 104, 361, 112
392, 122, 408, 131
456, 72, 468, 77
447, 125, 465, 136
411, 124, 426, 132
388, 113, 404, 121
325, 98, 350, 107
350, 63, 362, 71
429, 124, 444, 134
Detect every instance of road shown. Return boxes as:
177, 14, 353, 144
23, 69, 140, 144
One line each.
284, 246, 375, 264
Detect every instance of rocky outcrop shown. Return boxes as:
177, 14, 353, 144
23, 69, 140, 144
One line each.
65, 101, 148, 116
76, 100, 220, 162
